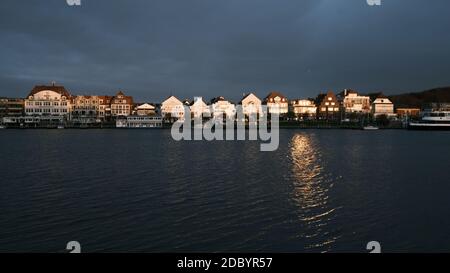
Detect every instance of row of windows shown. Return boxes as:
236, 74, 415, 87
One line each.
320, 107, 340, 112
28, 96, 67, 101
112, 105, 130, 109
76, 100, 99, 104
26, 101, 68, 106
25, 109, 68, 113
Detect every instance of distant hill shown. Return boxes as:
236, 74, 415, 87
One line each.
388, 87, 450, 108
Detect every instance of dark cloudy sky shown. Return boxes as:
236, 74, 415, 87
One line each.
1, 0, 450, 102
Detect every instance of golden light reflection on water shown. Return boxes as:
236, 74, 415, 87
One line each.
289, 133, 341, 252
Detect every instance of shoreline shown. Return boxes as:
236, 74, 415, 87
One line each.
0, 125, 406, 130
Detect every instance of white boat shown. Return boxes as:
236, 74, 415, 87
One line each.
116, 116, 163, 128
57, 125, 65, 129
409, 104, 450, 130
363, 125, 379, 130
0, 125, 6, 129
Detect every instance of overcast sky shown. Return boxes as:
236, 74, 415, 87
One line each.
1, 0, 450, 102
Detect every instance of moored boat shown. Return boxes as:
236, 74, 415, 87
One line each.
409, 104, 450, 130
363, 125, 379, 130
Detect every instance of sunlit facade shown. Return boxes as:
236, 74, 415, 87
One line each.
290, 99, 317, 118
161, 95, 185, 120
24, 84, 71, 117
264, 92, 289, 115
372, 96, 395, 117
342, 89, 371, 114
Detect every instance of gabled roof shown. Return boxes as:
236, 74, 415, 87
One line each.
239, 92, 261, 104
316, 91, 338, 104
111, 91, 133, 104
264, 91, 287, 101
162, 95, 183, 104
136, 103, 156, 110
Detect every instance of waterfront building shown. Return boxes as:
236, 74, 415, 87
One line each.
97, 96, 113, 120
372, 95, 395, 117
210, 96, 236, 119
24, 84, 71, 117
134, 103, 156, 116
71, 95, 100, 123
116, 116, 162, 128
2, 115, 65, 128
189, 97, 211, 118
316, 91, 340, 119
263, 92, 288, 115
161, 95, 185, 121
110, 91, 133, 117
341, 89, 371, 113
0, 98, 24, 118
396, 108, 421, 118
239, 93, 262, 117
289, 99, 317, 119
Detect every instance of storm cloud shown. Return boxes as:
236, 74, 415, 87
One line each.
1, 0, 450, 102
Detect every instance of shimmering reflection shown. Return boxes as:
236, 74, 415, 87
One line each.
289, 133, 341, 252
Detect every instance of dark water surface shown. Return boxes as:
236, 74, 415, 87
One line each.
1, 129, 450, 253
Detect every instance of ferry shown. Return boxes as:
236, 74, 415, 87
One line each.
409, 104, 450, 130
116, 116, 163, 128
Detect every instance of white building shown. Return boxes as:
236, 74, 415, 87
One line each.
161, 95, 185, 120
264, 92, 289, 114
342, 89, 371, 113
239, 93, 262, 116
189, 97, 210, 118
134, 103, 156, 116
372, 96, 395, 117
210, 96, 236, 118
24, 84, 71, 117
290, 99, 317, 117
